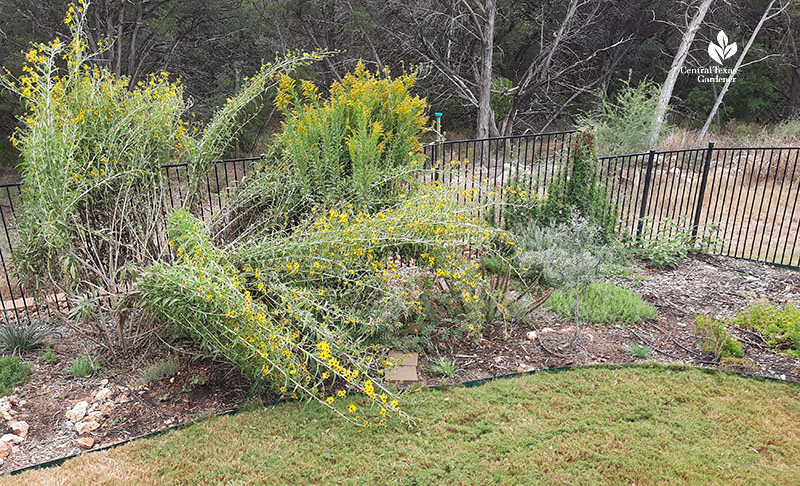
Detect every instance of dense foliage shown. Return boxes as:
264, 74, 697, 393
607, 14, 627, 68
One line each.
0, 1, 319, 352
547, 282, 656, 325
135, 62, 513, 424
731, 300, 800, 357
1, 0, 797, 158
213, 62, 428, 242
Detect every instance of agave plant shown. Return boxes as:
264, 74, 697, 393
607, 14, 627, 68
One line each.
0, 314, 56, 354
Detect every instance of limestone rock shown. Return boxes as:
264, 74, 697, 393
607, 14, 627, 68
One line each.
77, 437, 95, 449
66, 400, 89, 422
75, 420, 101, 435
0, 433, 23, 444
95, 387, 113, 401
8, 420, 28, 438
98, 401, 116, 416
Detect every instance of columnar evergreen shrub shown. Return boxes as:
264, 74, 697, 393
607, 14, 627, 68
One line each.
538, 130, 616, 237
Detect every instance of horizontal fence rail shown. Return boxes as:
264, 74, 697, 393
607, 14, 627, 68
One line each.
2, 133, 800, 322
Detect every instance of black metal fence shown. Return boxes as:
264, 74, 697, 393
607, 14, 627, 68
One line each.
0, 156, 261, 322
423, 133, 800, 269
2, 131, 799, 322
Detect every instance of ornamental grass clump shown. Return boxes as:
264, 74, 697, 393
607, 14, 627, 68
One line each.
0, 0, 321, 353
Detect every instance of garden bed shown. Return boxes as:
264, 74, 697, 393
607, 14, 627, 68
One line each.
1, 253, 799, 474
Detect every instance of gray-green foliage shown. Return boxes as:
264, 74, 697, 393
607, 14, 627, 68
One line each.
579, 77, 661, 155
516, 216, 625, 328
516, 216, 621, 290
136, 359, 180, 386
0, 315, 54, 353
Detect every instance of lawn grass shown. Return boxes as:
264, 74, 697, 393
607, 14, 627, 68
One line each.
6, 365, 800, 485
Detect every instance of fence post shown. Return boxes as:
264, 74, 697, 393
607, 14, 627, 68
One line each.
636, 149, 656, 237
433, 142, 440, 183
692, 141, 715, 239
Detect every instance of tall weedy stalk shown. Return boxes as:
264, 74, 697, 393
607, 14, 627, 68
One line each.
0, 0, 322, 353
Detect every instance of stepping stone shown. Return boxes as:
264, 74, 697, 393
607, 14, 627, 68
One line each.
386, 352, 419, 383
388, 351, 418, 367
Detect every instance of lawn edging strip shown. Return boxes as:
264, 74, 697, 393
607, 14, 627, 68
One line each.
6, 361, 799, 477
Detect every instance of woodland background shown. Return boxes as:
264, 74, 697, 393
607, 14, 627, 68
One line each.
0, 0, 798, 162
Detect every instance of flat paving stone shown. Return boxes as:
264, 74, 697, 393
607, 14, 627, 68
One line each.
386, 352, 419, 383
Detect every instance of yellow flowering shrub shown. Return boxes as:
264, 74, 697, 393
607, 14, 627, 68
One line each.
140, 183, 511, 423
138, 64, 518, 422
0, 1, 321, 348
140, 210, 413, 425
216, 61, 428, 241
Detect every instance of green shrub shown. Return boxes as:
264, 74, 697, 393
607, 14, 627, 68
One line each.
214, 61, 428, 241
547, 282, 656, 325
136, 359, 180, 386
627, 342, 650, 359
578, 76, 661, 155
0, 2, 319, 353
500, 176, 541, 232
695, 314, 744, 360
0, 316, 54, 353
0, 356, 30, 396
66, 353, 102, 378
426, 356, 459, 378
537, 131, 616, 237
632, 217, 721, 270
139, 184, 504, 424
515, 217, 630, 333
42, 347, 59, 364
730, 300, 800, 357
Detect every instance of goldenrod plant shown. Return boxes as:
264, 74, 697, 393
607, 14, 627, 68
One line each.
213, 62, 429, 242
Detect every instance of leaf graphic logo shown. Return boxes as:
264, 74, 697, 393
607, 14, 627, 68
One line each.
708, 31, 737, 65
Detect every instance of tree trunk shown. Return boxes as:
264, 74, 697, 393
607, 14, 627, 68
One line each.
787, 21, 800, 117
476, 0, 496, 139
127, 1, 143, 82
699, 0, 781, 140
649, 0, 714, 147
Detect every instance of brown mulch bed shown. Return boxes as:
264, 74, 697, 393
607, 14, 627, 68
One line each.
417, 254, 800, 384
2, 253, 799, 474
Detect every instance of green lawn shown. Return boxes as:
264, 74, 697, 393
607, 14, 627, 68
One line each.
8, 365, 800, 485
